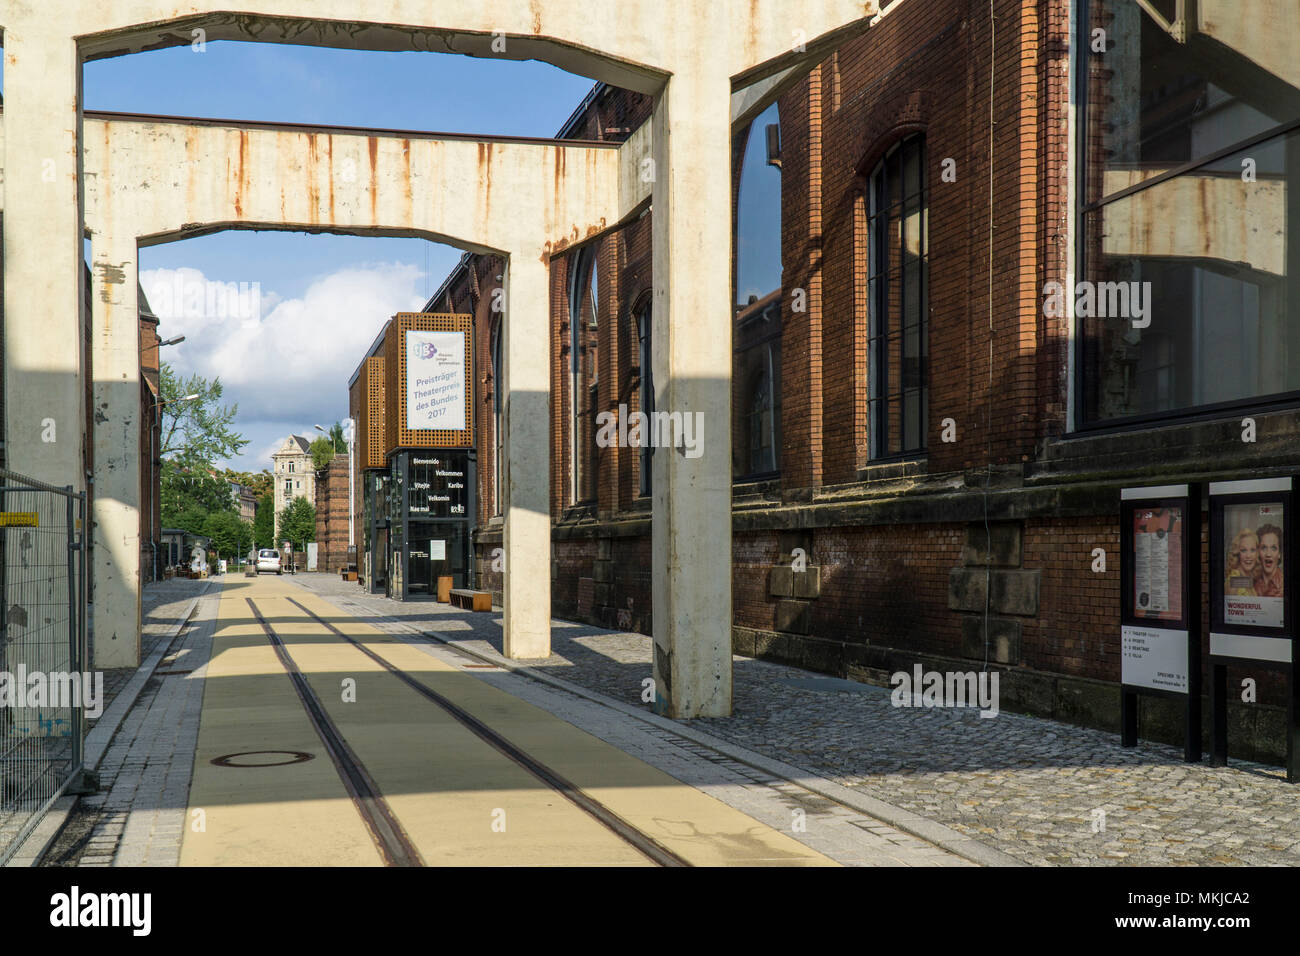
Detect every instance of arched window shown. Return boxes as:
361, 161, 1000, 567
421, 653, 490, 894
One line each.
636, 299, 654, 497
490, 318, 503, 516
733, 102, 783, 480
568, 245, 599, 503
865, 133, 927, 458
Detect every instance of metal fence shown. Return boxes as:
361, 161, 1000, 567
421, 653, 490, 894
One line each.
0, 469, 86, 864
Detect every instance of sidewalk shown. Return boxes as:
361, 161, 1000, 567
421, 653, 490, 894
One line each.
294, 573, 1300, 866
42, 578, 215, 867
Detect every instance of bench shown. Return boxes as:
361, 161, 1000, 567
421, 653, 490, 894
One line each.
449, 589, 492, 612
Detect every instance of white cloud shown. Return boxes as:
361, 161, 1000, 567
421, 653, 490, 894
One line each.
142, 262, 426, 456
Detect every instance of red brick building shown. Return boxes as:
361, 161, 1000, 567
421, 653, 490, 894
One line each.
314, 453, 352, 573
418, 0, 1299, 761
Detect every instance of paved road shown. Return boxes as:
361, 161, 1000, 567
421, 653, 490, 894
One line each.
48, 574, 970, 867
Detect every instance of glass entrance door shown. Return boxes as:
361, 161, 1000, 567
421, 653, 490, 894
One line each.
407, 521, 469, 595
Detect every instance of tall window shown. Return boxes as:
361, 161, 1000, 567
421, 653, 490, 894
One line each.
1079, 0, 1299, 426
491, 318, 504, 516
636, 300, 654, 496
568, 245, 599, 503
866, 134, 928, 459
733, 102, 783, 479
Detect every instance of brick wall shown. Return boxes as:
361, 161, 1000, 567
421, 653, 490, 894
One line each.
313, 453, 351, 573
427, 2, 1297, 760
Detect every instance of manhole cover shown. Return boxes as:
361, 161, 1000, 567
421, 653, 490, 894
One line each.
211, 750, 315, 768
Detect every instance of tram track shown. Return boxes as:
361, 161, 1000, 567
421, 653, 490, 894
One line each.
246, 595, 688, 867
280, 596, 689, 868
244, 598, 423, 867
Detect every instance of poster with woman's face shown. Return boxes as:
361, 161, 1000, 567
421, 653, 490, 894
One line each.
1132, 506, 1183, 622
1222, 502, 1285, 628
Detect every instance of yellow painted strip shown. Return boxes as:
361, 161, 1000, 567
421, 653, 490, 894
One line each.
0, 512, 38, 526
285, 585, 839, 867
180, 584, 384, 867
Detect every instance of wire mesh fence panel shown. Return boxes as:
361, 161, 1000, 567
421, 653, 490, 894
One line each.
0, 470, 85, 864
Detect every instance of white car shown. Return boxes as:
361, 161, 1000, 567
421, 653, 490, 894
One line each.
256, 549, 282, 575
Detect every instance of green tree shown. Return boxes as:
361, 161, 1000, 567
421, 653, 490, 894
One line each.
221, 468, 273, 499
204, 510, 253, 561
309, 435, 335, 471
253, 492, 275, 549
328, 421, 345, 452
161, 461, 236, 530
278, 496, 316, 551
159, 362, 249, 463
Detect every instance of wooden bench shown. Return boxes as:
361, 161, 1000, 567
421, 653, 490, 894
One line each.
449, 589, 492, 612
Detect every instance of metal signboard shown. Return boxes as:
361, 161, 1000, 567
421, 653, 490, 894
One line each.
1207, 477, 1297, 780
1119, 484, 1200, 761
405, 329, 467, 432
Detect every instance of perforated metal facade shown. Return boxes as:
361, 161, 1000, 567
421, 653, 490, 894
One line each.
384, 312, 474, 453
361, 356, 387, 470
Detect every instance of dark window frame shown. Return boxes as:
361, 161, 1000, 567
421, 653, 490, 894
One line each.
865, 133, 928, 461
1073, 0, 1300, 432
567, 245, 599, 505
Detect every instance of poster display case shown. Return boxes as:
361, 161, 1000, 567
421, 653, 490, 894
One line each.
1119, 484, 1200, 761
1207, 477, 1297, 780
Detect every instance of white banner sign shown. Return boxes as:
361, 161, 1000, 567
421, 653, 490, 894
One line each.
406, 330, 466, 431
1121, 625, 1189, 693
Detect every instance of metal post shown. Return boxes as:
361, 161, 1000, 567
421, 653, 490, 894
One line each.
1211, 661, 1228, 766
1289, 664, 1299, 783
66, 485, 82, 771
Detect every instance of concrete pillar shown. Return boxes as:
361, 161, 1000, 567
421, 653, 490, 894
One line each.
1, 23, 85, 486
89, 235, 143, 668
501, 255, 552, 658
649, 68, 734, 718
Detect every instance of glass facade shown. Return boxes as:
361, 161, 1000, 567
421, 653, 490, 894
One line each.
733, 103, 784, 480
378, 450, 475, 600
866, 134, 928, 459
1079, 0, 1300, 426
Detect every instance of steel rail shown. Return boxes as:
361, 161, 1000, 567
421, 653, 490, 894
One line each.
284, 596, 689, 868
245, 598, 423, 867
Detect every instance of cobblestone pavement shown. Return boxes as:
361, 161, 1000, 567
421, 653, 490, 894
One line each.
44, 579, 215, 867
91, 578, 211, 732
292, 573, 1300, 867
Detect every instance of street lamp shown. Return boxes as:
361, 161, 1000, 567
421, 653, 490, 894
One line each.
140, 334, 185, 353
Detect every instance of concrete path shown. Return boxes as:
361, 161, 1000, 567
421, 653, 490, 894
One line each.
41, 573, 976, 867
177, 575, 962, 866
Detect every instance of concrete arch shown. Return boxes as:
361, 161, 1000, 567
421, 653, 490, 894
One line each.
83, 113, 609, 670
4, 0, 887, 717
